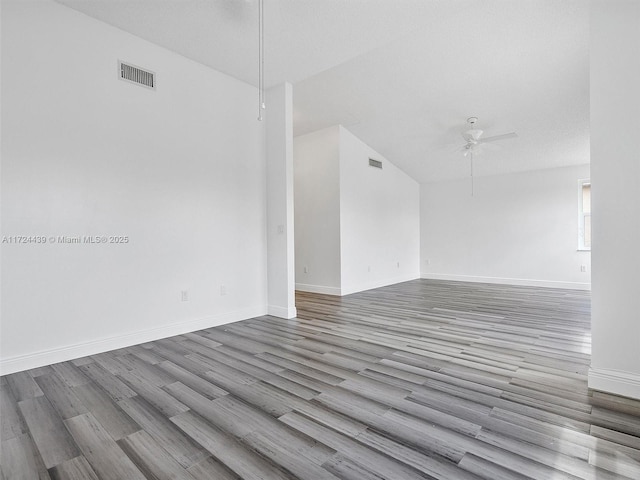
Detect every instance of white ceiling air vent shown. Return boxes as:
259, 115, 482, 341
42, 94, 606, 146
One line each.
118, 60, 155, 90
369, 158, 383, 169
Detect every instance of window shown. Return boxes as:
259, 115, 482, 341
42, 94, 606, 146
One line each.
578, 180, 591, 250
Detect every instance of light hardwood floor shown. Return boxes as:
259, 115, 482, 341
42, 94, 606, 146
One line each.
2, 279, 640, 479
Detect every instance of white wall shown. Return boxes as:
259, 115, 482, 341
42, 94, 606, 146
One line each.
1, 0, 267, 373
589, 0, 640, 399
421, 165, 591, 289
293, 126, 342, 295
266, 83, 296, 318
294, 125, 420, 296
339, 127, 420, 295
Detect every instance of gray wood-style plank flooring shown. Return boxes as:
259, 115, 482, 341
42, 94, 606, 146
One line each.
2, 279, 640, 479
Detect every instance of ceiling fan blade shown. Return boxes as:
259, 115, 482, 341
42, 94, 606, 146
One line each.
450, 143, 468, 154
478, 132, 518, 143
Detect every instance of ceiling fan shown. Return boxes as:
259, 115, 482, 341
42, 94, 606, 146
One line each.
457, 117, 517, 195
459, 116, 517, 156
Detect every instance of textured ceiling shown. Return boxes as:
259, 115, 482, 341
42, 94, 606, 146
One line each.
55, 0, 590, 183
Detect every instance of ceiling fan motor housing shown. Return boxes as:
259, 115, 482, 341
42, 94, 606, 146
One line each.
464, 117, 483, 141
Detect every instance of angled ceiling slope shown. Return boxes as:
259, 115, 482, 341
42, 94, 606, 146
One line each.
54, 0, 589, 183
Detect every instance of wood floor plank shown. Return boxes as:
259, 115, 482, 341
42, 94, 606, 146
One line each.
27, 366, 55, 378
321, 453, 399, 480
186, 456, 242, 480
48, 456, 99, 480
126, 344, 166, 365
49, 362, 90, 387
5, 280, 640, 480
162, 382, 255, 438
354, 428, 482, 480
279, 411, 434, 480
0, 433, 51, 480
213, 394, 336, 464
591, 391, 640, 417
156, 360, 229, 399
0, 384, 28, 442
5, 371, 44, 402
589, 424, 640, 450
70, 357, 94, 367
256, 352, 345, 385
242, 430, 340, 480
116, 395, 209, 469
591, 406, 640, 437
475, 428, 622, 480
588, 449, 640, 479
150, 342, 212, 376
117, 430, 197, 480
64, 413, 146, 480
214, 344, 287, 373
17, 396, 80, 469
33, 374, 88, 420
117, 371, 189, 417
72, 382, 141, 441
171, 411, 295, 480
458, 453, 535, 480
114, 354, 176, 387
181, 331, 223, 349
78, 363, 137, 402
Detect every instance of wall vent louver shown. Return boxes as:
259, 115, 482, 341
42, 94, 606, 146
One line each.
118, 61, 155, 90
369, 158, 383, 169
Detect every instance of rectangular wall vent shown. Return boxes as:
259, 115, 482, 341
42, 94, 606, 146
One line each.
119, 60, 155, 90
369, 158, 383, 169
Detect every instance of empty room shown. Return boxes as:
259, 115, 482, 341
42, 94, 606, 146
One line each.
1, 0, 639, 479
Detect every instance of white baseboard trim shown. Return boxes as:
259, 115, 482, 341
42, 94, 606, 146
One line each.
0, 305, 267, 376
267, 305, 298, 319
295, 283, 342, 296
588, 368, 640, 400
341, 273, 421, 296
420, 273, 591, 291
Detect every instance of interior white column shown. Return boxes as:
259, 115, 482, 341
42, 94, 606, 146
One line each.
589, 0, 640, 399
265, 82, 297, 318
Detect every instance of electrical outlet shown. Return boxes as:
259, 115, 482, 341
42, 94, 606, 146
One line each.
220, 286, 227, 296
181, 290, 189, 302
425, 259, 431, 265
367, 266, 371, 273
397, 261, 400, 268
277, 225, 284, 234
580, 265, 587, 272
303, 266, 308, 273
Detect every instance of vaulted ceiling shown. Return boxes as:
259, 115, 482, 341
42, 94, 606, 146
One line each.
55, 0, 589, 183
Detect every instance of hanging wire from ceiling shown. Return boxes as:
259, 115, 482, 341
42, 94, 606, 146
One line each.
257, 0, 265, 121
469, 150, 475, 197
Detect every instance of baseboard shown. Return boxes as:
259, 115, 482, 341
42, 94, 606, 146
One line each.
295, 283, 342, 296
267, 305, 298, 319
341, 273, 421, 296
0, 305, 267, 375
588, 368, 640, 400
420, 273, 591, 291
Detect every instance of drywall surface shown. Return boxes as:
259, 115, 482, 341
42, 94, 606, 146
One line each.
266, 83, 296, 318
338, 127, 420, 294
589, 0, 640, 399
1, 0, 267, 372
294, 126, 420, 295
293, 126, 342, 294
421, 164, 592, 289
